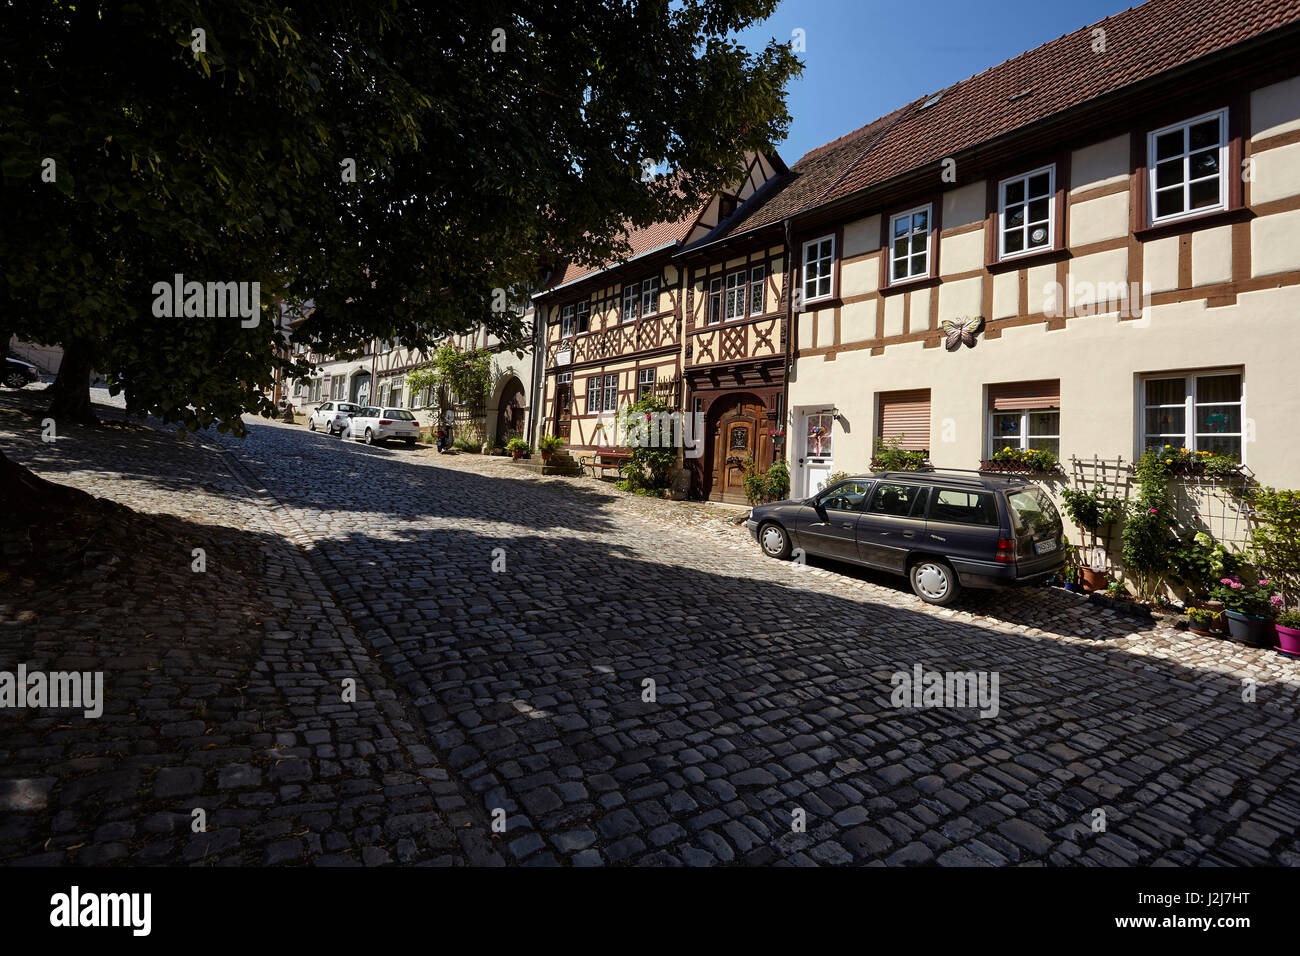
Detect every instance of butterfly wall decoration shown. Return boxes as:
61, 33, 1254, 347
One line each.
941, 315, 985, 351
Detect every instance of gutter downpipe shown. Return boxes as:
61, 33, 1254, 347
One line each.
781, 218, 795, 471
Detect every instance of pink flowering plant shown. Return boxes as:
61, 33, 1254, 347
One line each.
1210, 574, 1280, 618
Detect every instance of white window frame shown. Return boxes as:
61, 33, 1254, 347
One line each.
724, 270, 746, 320
997, 165, 1056, 261
1146, 108, 1229, 227
888, 204, 933, 284
988, 408, 1060, 458
584, 374, 600, 414
602, 373, 619, 412
802, 235, 834, 304
560, 305, 574, 339
1139, 369, 1244, 462
621, 283, 639, 323
706, 277, 723, 326
575, 300, 590, 333
641, 277, 660, 317
749, 265, 765, 316
638, 367, 656, 400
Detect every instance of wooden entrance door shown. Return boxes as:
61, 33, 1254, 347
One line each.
554, 383, 572, 440
707, 394, 768, 503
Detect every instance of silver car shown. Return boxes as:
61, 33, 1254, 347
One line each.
308, 401, 364, 436
343, 406, 421, 446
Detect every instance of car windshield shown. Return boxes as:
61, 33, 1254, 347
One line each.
383, 409, 415, 420
337, 403, 361, 413
1006, 487, 1062, 537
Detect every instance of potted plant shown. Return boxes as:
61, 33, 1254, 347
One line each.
537, 435, 563, 462
1058, 543, 1083, 592
1061, 483, 1124, 591
1275, 610, 1300, 655
505, 437, 530, 460
871, 435, 928, 471
1186, 606, 1216, 636
1211, 575, 1279, 647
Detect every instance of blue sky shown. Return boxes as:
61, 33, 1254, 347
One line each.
736, 0, 1140, 163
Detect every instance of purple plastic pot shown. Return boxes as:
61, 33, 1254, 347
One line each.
1277, 623, 1300, 656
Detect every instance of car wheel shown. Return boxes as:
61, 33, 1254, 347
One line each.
3, 371, 27, 389
909, 558, 961, 606
364, 428, 374, 445
308, 419, 316, 431
758, 522, 792, 560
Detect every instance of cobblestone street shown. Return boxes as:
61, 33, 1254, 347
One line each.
4, 389, 1300, 866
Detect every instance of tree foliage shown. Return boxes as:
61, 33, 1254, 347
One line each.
0, 1, 800, 432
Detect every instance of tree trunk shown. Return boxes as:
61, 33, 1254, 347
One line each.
46, 338, 96, 425
0, 446, 81, 519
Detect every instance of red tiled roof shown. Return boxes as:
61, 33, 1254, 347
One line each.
718, 104, 913, 237
818, 0, 1300, 206
551, 203, 706, 287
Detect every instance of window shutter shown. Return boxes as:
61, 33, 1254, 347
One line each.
878, 389, 931, 450
987, 380, 1060, 411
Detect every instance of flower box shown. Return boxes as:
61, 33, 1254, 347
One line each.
978, 459, 1063, 475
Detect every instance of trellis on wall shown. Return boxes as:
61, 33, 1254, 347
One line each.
1067, 455, 1130, 573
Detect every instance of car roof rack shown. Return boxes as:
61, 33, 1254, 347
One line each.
875, 469, 990, 487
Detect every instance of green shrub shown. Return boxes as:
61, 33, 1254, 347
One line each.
617, 395, 678, 493
1167, 531, 1237, 599
1059, 483, 1124, 532
1246, 486, 1300, 610
1120, 452, 1177, 602
741, 455, 790, 505
505, 437, 530, 456
452, 435, 479, 453
538, 435, 564, 456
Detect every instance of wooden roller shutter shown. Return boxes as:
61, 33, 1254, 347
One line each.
878, 389, 931, 451
988, 380, 1060, 411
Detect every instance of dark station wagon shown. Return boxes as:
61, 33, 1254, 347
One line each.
746, 471, 1066, 606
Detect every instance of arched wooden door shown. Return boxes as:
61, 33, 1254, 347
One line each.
705, 393, 769, 503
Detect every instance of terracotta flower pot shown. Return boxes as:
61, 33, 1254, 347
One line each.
1080, 567, 1107, 592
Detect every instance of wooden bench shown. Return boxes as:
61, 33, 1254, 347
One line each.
580, 446, 632, 478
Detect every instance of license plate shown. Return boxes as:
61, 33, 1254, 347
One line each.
1034, 539, 1058, 554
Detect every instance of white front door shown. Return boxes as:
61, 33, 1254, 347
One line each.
799, 410, 835, 497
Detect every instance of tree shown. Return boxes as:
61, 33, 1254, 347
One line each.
0, 1, 800, 434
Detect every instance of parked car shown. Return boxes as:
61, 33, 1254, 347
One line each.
2, 356, 40, 389
746, 470, 1065, 606
308, 401, 364, 436
342, 406, 420, 446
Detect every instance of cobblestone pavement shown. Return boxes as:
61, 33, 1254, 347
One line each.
4, 388, 1300, 866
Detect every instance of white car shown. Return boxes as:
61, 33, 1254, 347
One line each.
308, 401, 364, 436
343, 406, 421, 446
